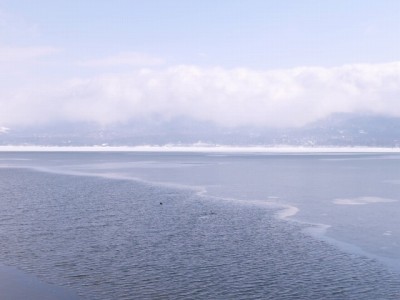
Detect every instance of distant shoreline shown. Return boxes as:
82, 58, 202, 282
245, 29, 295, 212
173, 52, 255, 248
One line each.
1, 145, 400, 153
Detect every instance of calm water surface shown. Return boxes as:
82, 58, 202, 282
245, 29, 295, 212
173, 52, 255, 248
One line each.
1, 151, 400, 299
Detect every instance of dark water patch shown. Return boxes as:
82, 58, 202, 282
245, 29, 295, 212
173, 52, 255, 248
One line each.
0, 168, 400, 299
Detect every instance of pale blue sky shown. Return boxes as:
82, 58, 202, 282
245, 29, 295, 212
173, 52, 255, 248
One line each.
1, 0, 400, 68
1, 1, 400, 128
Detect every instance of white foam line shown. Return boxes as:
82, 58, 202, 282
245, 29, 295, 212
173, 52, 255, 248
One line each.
1, 145, 400, 153
2, 164, 207, 196
276, 205, 299, 219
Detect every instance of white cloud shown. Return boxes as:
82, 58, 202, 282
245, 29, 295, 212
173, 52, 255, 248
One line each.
1, 61, 400, 128
0, 46, 59, 62
0, 8, 41, 43
0, 126, 10, 133
78, 52, 165, 68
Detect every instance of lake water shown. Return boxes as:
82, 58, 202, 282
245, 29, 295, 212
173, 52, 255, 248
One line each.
1, 151, 400, 299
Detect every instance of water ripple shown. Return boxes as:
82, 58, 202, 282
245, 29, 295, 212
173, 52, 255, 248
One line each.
0, 168, 400, 299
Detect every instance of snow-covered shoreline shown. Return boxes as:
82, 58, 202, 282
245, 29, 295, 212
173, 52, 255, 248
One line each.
1, 145, 400, 153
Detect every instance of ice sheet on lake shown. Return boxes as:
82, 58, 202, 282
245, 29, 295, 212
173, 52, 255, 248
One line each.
333, 196, 398, 205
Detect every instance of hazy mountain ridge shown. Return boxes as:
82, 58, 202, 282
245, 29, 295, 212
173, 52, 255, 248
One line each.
1, 113, 400, 147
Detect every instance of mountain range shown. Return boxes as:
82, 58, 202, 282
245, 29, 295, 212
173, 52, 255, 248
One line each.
1, 113, 400, 147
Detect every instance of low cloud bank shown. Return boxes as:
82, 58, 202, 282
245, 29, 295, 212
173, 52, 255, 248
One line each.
2, 61, 400, 128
